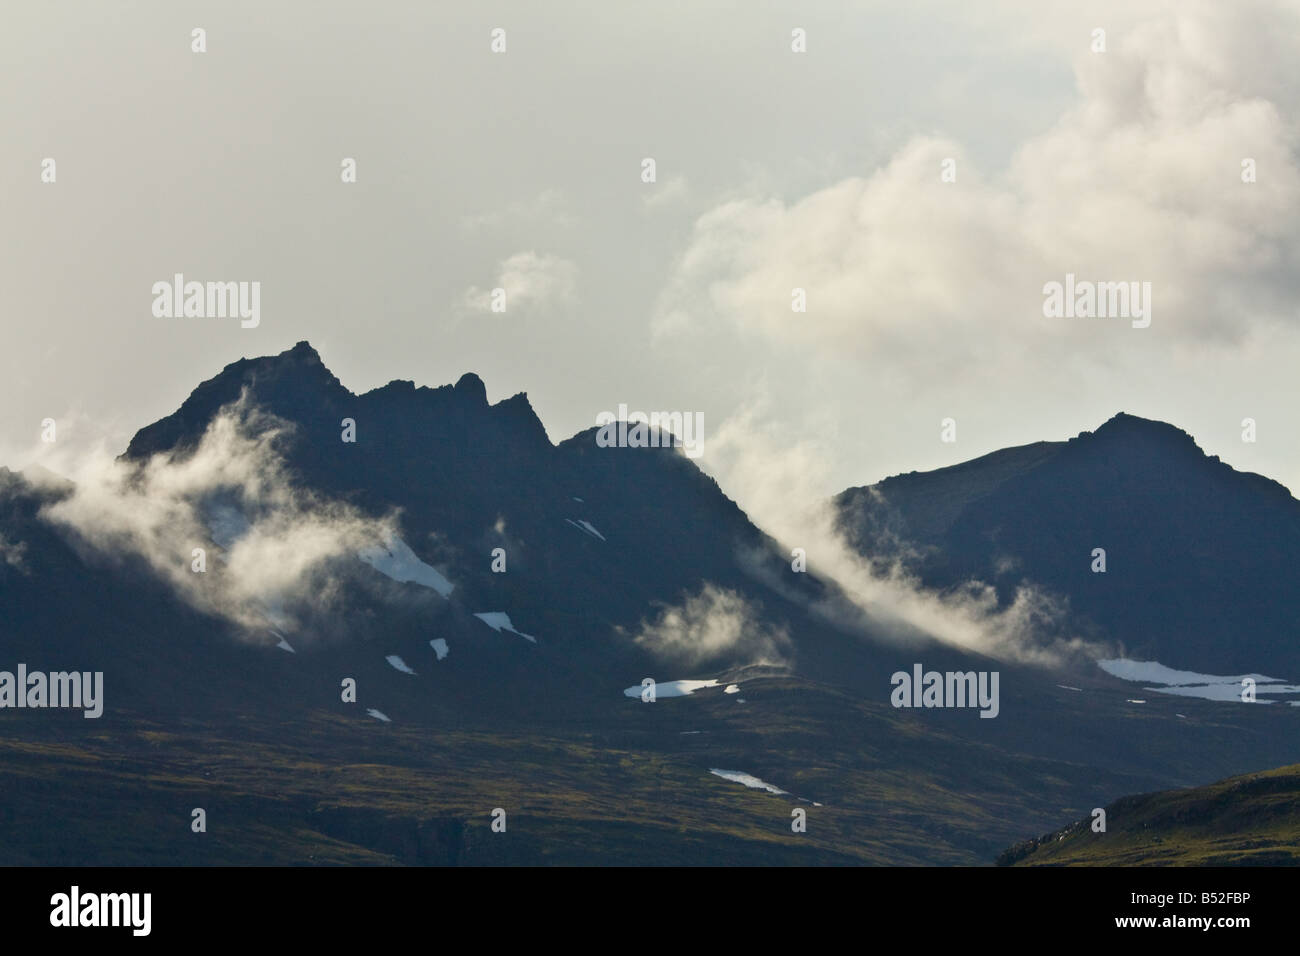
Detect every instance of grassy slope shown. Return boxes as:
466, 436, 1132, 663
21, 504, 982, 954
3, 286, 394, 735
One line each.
1000, 764, 1300, 866
0, 675, 1163, 866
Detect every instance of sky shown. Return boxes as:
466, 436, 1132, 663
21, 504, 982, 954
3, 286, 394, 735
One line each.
3, 0, 1298, 507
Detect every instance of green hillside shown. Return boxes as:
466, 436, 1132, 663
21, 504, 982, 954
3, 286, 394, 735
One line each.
1000, 764, 1300, 866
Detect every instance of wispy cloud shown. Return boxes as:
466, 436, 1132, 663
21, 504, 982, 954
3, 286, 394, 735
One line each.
702, 396, 1103, 668
38, 393, 416, 642
462, 251, 578, 314
630, 583, 791, 669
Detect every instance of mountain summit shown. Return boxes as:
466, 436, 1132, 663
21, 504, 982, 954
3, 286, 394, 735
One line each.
836, 413, 1300, 674
123, 341, 548, 463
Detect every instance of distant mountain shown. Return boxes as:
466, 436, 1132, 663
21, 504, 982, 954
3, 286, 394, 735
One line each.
835, 413, 1300, 675
999, 762, 1300, 866
2, 348, 1297, 865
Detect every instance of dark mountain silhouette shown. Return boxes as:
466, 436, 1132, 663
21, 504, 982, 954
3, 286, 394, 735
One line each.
835, 413, 1300, 675
1, 347, 1297, 865
118, 341, 820, 687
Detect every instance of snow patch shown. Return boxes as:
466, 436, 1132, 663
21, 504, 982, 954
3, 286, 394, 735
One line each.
473, 612, 537, 643
366, 709, 391, 722
430, 638, 449, 661
724, 684, 740, 694
710, 769, 789, 796
358, 535, 453, 598
623, 679, 719, 699
565, 518, 606, 541
1098, 659, 1282, 686
1136, 683, 1299, 702
386, 655, 416, 675
1098, 658, 1299, 702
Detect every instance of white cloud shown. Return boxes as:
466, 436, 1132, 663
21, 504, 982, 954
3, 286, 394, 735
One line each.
656, 2, 1300, 369
700, 396, 1103, 668
631, 584, 791, 668
38, 394, 410, 642
463, 251, 578, 314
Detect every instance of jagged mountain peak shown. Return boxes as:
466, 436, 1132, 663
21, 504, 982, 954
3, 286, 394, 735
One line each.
453, 372, 488, 405
122, 343, 554, 461
224, 339, 341, 389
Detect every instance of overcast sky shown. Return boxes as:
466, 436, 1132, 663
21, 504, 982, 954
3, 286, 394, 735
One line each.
3, 0, 1298, 505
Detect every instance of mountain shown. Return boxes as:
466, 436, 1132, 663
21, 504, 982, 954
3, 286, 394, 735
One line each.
1, 346, 1297, 865
121, 340, 797, 674
999, 763, 1300, 866
835, 413, 1300, 676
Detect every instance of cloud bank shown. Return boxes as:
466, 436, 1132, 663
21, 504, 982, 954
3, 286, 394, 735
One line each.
657, 3, 1300, 372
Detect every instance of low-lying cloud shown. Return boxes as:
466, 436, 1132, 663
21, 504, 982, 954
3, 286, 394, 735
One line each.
631, 583, 792, 669
36, 393, 413, 643
704, 399, 1103, 669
